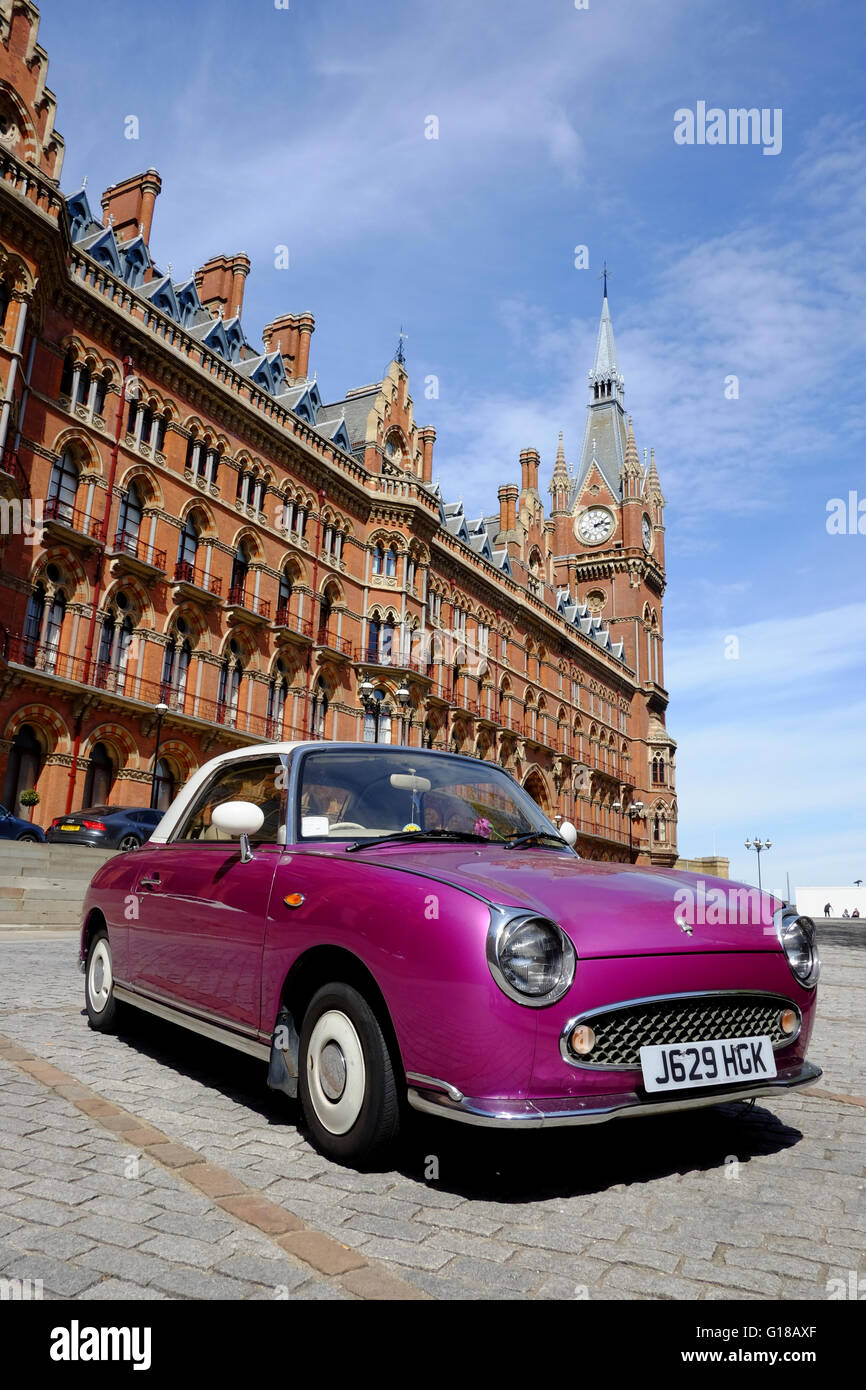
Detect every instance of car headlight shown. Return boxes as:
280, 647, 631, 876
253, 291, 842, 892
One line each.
774, 906, 820, 989
487, 909, 576, 1006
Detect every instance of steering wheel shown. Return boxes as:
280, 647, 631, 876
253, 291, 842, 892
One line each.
328, 821, 369, 834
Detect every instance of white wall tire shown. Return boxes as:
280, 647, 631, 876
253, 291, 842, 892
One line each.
298, 982, 400, 1165
84, 930, 121, 1031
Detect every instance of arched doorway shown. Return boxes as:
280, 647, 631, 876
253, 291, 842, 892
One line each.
83, 741, 115, 807
2, 724, 44, 814
523, 766, 552, 817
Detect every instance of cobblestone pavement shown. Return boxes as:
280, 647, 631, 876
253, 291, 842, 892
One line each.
0, 929, 863, 1301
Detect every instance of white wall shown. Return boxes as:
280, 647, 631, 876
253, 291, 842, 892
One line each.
796, 886, 866, 918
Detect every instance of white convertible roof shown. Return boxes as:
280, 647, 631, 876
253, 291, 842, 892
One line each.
150, 741, 308, 843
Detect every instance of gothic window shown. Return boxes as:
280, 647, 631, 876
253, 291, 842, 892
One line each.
372, 544, 384, 576
229, 541, 250, 603
160, 621, 192, 709
177, 516, 199, 575
386, 546, 397, 578
267, 660, 288, 738
47, 451, 80, 522
277, 569, 293, 625
116, 482, 143, 552
367, 611, 381, 662
363, 689, 391, 744
59, 351, 75, 397
75, 363, 91, 408
22, 583, 45, 663
0, 279, 11, 328
217, 643, 243, 726
310, 677, 329, 739
43, 589, 67, 671
93, 372, 108, 417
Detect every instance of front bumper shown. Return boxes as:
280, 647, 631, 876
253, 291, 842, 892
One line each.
407, 1058, 822, 1128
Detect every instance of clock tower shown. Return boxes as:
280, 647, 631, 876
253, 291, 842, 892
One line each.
549, 285, 676, 864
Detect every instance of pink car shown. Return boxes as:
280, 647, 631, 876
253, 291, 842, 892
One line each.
79, 743, 821, 1165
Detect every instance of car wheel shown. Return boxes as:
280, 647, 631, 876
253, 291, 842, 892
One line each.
117, 834, 140, 853
84, 930, 121, 1031
16, 832, 39, 843
298, 982, 400, 1165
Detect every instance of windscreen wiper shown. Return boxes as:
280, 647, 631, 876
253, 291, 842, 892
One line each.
345, 829, 490, 853
504, 831, 573, 850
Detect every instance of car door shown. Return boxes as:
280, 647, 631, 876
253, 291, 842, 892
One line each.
128, 754, 287, 1033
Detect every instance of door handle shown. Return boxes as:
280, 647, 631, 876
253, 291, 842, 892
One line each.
139, 873, 161, 889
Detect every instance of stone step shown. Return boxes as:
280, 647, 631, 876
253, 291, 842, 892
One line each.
0, 903, 83, 924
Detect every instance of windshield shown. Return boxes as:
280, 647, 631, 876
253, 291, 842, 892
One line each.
296, 748, 566, 845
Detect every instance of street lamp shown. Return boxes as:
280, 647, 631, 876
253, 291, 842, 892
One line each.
613, 798, 643, 857
150, 701, 169, 809
744, 837, 772, 892
396, 682, 414, 744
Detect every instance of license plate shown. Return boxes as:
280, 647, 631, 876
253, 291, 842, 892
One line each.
640, 1035, 777, 1093
61, 824, 80, 831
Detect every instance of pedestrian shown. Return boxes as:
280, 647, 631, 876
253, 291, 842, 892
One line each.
842, 908, 850, 918
824, 902, 832, 917
853, 908, 861, 918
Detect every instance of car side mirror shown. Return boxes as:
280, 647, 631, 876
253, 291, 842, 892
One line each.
559, 820, 578, 847
210, 800, 265, 863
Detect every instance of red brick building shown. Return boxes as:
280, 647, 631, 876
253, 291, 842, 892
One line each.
0, 0, 677, 863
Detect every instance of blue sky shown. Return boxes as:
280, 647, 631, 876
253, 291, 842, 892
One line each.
41, 0, 865, 891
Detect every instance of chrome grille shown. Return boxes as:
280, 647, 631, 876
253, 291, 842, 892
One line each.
569, 994, 796, 1069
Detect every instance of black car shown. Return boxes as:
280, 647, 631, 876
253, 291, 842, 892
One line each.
46, 806, 163, 852
0, 805, 46, 842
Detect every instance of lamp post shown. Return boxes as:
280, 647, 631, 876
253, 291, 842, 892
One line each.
150, 701, 169, 809
358, 676, 390, 744
396, 682, 414, 745
745, 837, 771, 893
613, 798, 643, 858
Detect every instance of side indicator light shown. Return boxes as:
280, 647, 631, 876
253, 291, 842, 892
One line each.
780, 1008, 798, 1035
283, 893, 305, 909
571, 1024, 596, 1056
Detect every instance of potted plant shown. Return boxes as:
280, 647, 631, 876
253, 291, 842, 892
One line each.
18, 788, 39, 822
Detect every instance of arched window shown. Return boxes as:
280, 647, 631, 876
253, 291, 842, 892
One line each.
277, 570, 293, 625
93, 372, 108, 417
654, 812, 666, 844
83, 742, 115, 808
2, 724, 43, 814
75, 363, 92, 408
22, 582, 46, 664
0, 279, 12, 328
217, 645, 243, 726
380, 617, 394, 663
385, 546, 397, 578
229, 541, 250, 604
317, 588, 333, 645
267, 660, 288, 738
96, 604, 134, 692
47, 451, 79, 523
366, 611, 381, 662
310, 678, 329, 739
116, 482, 143, 552
59, 350, 75, 397
160, 621, 192, 710
177, 516, 199, 576
42, 589, 66, 672
372, 544, 384, 576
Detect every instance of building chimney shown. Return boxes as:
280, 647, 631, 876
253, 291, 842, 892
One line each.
262, 312, 316, 380
194, 254, 248, 318
520, 448, 540, 494
417, 425, 436, 483
227, 254, 250, 319
101, 168, 162, 244
498, 483, 518, 534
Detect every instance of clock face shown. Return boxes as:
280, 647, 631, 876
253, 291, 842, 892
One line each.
642, 515, 653, 551
576, 507, 615, 545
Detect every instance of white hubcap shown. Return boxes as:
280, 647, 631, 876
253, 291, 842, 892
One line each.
88, 939, 112, 1012
307, 1010, 366, 1135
